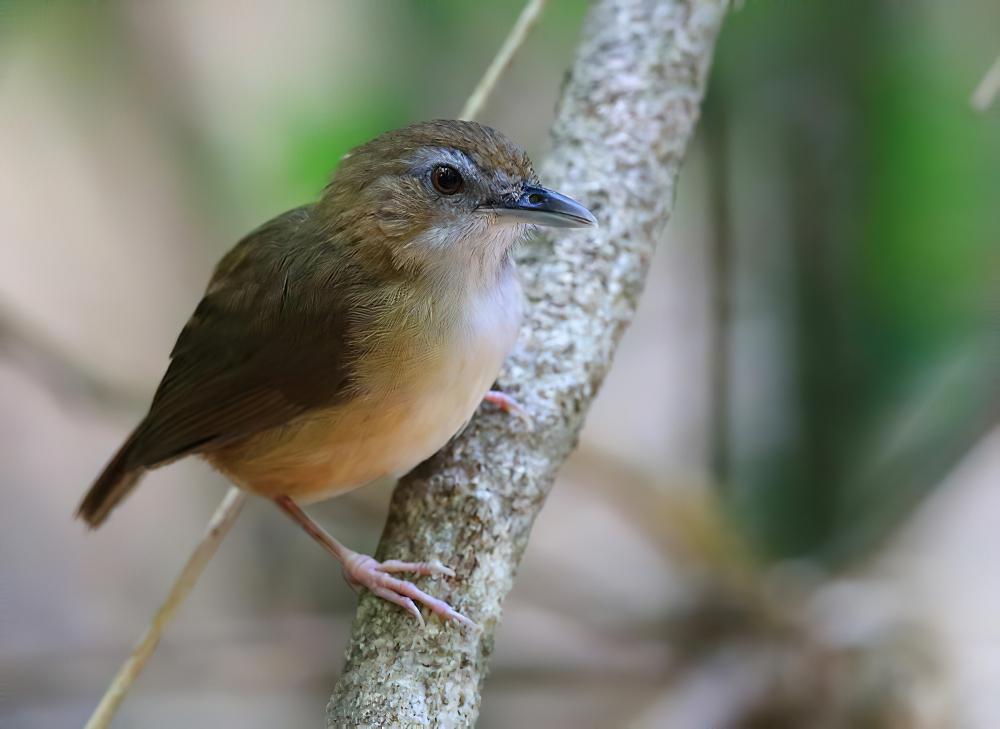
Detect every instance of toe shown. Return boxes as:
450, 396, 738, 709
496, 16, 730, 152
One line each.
370, 585, 425, 626
376, 573, 478, 629
343, 552, 476, 629
484, 392, 534, 430
376, 559, 456, 577
342, 568, 363, 593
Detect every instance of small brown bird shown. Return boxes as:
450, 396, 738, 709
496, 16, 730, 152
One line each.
78, 120, 596, 626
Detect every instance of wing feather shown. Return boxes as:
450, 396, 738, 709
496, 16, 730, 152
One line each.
125, 204, 352, 469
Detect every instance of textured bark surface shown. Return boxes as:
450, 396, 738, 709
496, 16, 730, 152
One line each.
327, 1, 728, 726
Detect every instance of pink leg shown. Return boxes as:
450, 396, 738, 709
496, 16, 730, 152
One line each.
483, 390, 533, 429
273, 496, 476, 629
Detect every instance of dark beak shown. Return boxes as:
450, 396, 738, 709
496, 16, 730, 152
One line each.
485, 184, 597, 228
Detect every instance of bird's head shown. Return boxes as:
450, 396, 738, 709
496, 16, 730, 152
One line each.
319, 120, 595, 284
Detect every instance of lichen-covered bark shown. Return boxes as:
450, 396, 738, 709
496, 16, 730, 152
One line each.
326, 1, 728, 726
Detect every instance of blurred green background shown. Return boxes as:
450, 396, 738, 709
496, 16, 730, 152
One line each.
1, 1, 998, 727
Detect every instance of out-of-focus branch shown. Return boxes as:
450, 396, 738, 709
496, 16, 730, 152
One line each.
0, 301, 145, 412
83, 486, 246, 729
459, 0, 547, 122
971, 53, 1000, 111
326, 1, 729, 726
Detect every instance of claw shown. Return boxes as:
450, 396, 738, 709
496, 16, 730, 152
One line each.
483, 390, 533, 430
346, 555, 477, 629
371, 586, 425, 626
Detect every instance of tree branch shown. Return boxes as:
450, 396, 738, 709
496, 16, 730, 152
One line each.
326, 1, 729, 726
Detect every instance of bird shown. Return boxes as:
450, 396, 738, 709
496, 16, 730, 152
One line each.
77, 119, 596, 626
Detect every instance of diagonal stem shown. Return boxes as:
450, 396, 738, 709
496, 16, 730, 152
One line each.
971, 53, 1000, 111
459, 0, 547, 122
83, 487, 246, 729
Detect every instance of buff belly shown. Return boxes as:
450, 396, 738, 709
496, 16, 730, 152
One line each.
206, 368, 493, 503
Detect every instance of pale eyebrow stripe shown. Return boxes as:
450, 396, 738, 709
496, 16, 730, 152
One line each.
405, 147, 478, 177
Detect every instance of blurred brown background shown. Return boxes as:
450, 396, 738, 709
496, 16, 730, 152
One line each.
2, 1, 998, 727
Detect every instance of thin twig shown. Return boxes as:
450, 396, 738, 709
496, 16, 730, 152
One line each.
79, 4, 546, 727
0, 301, 146, 413
971, 53, 1000, 111
459, 0, 547, 122
83, 486, 246, 729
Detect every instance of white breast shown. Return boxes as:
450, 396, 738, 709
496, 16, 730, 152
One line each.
386, 267, 523, 477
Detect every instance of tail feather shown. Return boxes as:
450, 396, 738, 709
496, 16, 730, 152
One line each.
77, 431, 147, 529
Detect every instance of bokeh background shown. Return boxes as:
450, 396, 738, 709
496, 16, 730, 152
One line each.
2, 1, 999, 727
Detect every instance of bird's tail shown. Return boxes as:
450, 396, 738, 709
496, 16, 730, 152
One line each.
76, 430, 146, 528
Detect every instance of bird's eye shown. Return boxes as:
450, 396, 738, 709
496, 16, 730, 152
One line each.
431, 165, 463, 195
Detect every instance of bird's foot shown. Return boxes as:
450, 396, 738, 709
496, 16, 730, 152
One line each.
342, 552, 477, 629
483, 390, 533, 429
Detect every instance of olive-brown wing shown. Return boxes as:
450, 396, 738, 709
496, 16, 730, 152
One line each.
78, 205, 354, 527
130, 205, 352, 466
